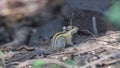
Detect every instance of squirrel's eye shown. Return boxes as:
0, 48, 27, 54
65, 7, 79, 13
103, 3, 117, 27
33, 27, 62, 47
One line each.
72, 26, 74, 29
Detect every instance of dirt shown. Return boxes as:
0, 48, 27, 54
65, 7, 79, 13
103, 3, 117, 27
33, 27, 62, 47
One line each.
0, 0, 120, 68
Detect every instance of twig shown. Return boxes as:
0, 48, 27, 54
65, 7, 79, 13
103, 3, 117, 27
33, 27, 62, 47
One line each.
70, 12, 74, 26
101, 58, 120, 65
0, 51, 22, 59
75, 44, 120, 56
80, 30, 96, 38
0, 58, 6, 68
92, 16, 98, 37
79, 51, 120, 68
48, 48, 78, 56
17, 45, 35, 51
0, 51, 21, 68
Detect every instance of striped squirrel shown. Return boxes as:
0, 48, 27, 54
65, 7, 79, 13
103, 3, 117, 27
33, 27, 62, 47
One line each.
49, 26, 79, 51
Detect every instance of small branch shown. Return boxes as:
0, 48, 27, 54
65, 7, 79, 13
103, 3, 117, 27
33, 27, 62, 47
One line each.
70, 12, 74, 26
0, 58, 6, 68
0, 51, 21, 68
92, 16, 98, 37
101, 58, 120, 65
80, 30, 96, 38
79, 51, 120, 68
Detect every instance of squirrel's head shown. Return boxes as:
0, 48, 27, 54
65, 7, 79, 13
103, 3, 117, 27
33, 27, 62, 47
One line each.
63, 26, 79, 34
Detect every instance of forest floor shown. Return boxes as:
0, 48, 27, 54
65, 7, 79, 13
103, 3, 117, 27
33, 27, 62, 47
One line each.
0, 0, 120, 68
